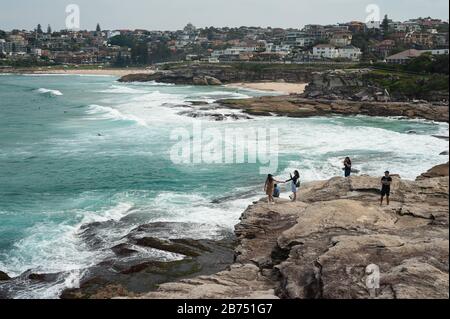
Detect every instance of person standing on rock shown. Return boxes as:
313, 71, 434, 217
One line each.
344, 157, 352, 177
380, 171, 393, 206
264, 175, 284, 204
286, 170, 301, 202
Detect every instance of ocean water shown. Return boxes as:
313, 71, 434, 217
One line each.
0, 74, 448, 298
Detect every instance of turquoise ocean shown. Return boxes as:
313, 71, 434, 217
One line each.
0, 74, 448, 298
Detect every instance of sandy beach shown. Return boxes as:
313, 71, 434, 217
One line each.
227, 82, 308, 94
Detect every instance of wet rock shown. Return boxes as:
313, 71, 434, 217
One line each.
135, 237, 202, 257
177, 110, 252, 121
28, 273, 47, 281
60, 221, 236, 299
0, 271, 10, 281
433, 135, 450, 141
111, 244, 138, 257
440, 151, 449, 156
186, 101, 210, 106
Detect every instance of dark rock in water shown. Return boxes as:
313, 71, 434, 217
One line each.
187, 101, 210, 106
28, 273, 47, 281
0, 271, 10, 281
177, 110, 252, 121
119, 259, 199, 275
111, 243, 138, 257
407, 130, 417, 134
135, 237, 202, 257
440, 151, 449, 156
59, 221, 236, 299
129, 222, 231, 240
433, 135, 450, 141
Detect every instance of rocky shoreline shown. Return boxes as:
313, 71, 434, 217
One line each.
0, 164, 448, 299
119, 66, 449, 123
218, 95, 450, 123
132, 163, 449, 299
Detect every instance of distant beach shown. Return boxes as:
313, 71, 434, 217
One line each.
227, 82, 308, 94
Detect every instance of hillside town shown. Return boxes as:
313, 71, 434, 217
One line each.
0, 16, 448, 68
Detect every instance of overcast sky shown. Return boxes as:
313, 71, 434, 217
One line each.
1, 0, 449, 31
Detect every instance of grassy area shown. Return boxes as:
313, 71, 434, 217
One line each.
365, 70, 449, 99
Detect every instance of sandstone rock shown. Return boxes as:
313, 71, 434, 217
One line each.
219, 96, 449, 123
130, 163, 448, 300
135, 264, 278, 299
416, 162, 449, 180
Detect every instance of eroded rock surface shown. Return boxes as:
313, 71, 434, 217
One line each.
136, 164, 449, 299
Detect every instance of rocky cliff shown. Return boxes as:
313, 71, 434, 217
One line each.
302, 69, 449, 103
118, 63, 313, 85
135, 163, 449, 299
302, 69, 390, 102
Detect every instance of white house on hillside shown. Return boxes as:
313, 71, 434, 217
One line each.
313, 44, 362, 61
338, 45, 362, 61
313, 44, 339, 59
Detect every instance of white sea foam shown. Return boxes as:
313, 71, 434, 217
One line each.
0, 200, 145, 299
128, 80, 175, 86
35, 88, 63, 96
86, 104, 148, 126
146, 192, 259, 237
98, 85, 147, 94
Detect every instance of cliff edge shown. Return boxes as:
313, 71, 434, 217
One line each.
135, 163, 449, 299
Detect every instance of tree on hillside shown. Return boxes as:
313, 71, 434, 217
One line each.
37, 24, 43, 34
382, 15, 390, 35
131, 42, 150, 65
430, 54, 450, 75
108, 35, 136, 48
405, 52, 433, 73
96, 23, 102, 32
47, 25, 52, 34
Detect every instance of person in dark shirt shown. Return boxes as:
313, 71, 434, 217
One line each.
343, 157, 352, 177
380, 171, 393, 206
